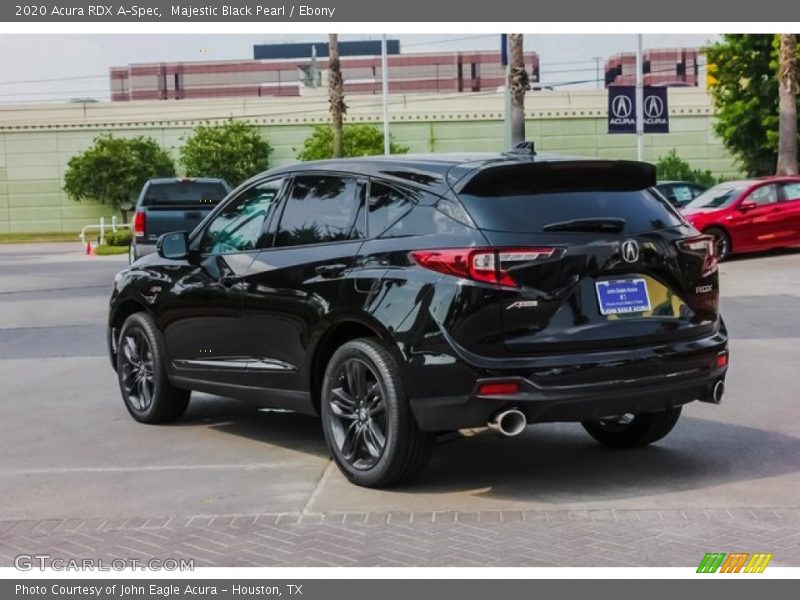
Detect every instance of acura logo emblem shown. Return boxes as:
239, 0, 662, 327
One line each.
621, 240, 640, 263
644, 95, 664, 118
611, 95, 633, 119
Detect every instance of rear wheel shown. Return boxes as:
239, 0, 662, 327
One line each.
705, 227, 731, 261
116, 312, 190, 423
581, 407, 682, 448
321, 338, 434, 488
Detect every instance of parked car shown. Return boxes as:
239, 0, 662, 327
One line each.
130, 177, 231, 263
108, 151, 728, 488
680, 177, 800, 260
655, 180, 706, 208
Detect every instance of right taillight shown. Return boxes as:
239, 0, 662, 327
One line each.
410, 247, 559, 288
677, 235, 717, 277
133, 210, 146, 237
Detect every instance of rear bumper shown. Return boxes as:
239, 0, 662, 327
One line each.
407, 327, 729, 431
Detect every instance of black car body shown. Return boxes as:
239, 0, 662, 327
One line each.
108, 151, 728, 487
130, 177, 231, 262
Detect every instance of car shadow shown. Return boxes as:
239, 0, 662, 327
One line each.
406, 416, 800, 501
173, 396, 800, 502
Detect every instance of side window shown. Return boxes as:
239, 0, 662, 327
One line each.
199, 179, 283, 255
275, 175, 361, 247
368, 181, 415, 237
746, 184, 778, 206
781, 182, 800, 201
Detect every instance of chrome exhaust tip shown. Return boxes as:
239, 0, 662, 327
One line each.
712, 380, 725, 404
488, 408, 527, 437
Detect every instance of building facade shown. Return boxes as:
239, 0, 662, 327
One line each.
110, 44, 540, 101
605, 48, 699, 87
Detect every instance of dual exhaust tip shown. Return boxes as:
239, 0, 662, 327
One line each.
488, 408, 527, 437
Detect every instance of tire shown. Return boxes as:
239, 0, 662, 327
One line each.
581, 407, 682, 448
705, 227, 731, 261
116, 312, 190, 424
320, 338, 434, 488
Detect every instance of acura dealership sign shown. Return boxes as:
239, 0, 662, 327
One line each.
608, 86, 669, 134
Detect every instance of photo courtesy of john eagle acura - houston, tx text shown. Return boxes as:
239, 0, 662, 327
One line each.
108, 146, 728, 488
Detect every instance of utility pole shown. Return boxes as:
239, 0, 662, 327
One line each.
594, 56, 602, 90
381, 34, 390, 155
635, 34, 644, 162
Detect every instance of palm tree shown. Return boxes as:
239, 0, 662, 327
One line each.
328, 34, 346, 158
508, 34, 529, 146
777, 34, 798, 175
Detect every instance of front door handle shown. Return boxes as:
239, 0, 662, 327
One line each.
219, 275, 243, 288
315, 263, 348, 279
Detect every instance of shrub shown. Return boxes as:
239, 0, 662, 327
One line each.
655, 149, 719, 188
297, 124, 409, 161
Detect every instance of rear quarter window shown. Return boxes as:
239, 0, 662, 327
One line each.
457, 189, 682, 234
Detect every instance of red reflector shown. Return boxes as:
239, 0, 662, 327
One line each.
133, 211, 145, 237
715, 352, 728, 368
477, 382, 520, 396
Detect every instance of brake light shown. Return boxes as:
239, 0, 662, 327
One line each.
715, 351, 729, 368
133, 210, 146, 237
410, 247, 558, 287
677, 235, 717, 277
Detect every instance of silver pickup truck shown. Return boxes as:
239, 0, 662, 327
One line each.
130, 177, 231, 262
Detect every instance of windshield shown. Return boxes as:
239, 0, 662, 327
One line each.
684, 184, 747, 210
143, 181, 229, 206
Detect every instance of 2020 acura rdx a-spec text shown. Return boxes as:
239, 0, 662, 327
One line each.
108, 149, 729, 487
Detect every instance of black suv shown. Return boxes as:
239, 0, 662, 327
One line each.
108, 151, 728, 487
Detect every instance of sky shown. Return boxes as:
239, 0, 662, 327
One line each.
0, 33, 719, 104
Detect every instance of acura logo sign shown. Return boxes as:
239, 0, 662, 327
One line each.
621, 240, 640, 263
644, 95, 664, 118
611, 95, 633, 119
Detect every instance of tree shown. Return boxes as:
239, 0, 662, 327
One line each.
655, 149, 718, 188
705, 34, 800, 176
296, 124, 409, 161
328, 34, 347, 158
777, 34, 798, 175
63, 134, 175, 221
180, 119, 272, 187
508, 34, 529, 146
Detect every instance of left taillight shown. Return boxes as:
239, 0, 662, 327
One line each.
133, 210, 146, 238
410, 247, 559, 287
677, 235, 717, 277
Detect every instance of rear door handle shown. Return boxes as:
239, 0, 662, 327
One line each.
315, 264, 348, 279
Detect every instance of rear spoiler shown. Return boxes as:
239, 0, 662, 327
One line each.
456, 160, 657, 197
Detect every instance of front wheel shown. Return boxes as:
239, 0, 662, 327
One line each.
321, 338, 434, 488
581, 407, 682, 448
116, 312, 190, 423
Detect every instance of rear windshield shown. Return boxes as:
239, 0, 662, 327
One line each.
142, 181, 228, 206
458, 189, 683, 234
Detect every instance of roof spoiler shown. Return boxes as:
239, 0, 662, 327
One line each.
457, 160, 657, 197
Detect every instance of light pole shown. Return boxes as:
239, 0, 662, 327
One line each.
635, 34, 644, 162
381, 34, 390, 155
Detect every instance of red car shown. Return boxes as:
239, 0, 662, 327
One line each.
680, 176, 800, 260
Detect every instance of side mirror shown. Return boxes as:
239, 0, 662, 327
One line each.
738, 201, 758, 212
157, 231, 189, 260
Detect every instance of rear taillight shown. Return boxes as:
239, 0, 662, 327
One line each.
133, 210, 146, 237
410, 247, 559, 287
677, 235, 717, 277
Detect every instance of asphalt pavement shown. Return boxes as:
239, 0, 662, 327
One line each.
1, 242, 799, 567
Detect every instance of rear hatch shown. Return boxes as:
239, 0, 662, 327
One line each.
454, 160, 720, 357
136, 179, 229, 242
